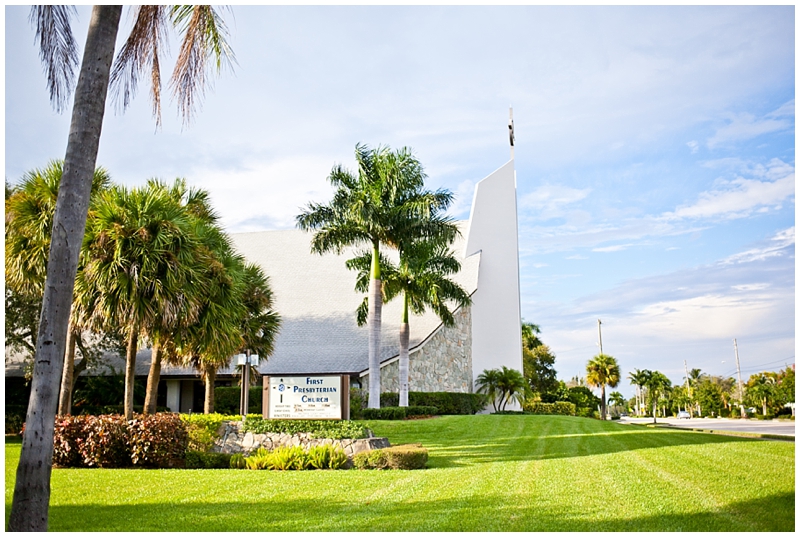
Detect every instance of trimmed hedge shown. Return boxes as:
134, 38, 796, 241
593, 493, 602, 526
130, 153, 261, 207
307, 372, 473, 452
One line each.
241, 417, 367, 439
73, 404, 169, 416
379, 392, 486, 415
52, 413, 188, 468
352, 444, 428, 470
361, 406, 439, 420
214, 386, 262, 415
522, 402, 577, 416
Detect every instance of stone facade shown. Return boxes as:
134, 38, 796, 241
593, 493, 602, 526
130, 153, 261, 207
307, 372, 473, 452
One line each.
362, 304, 473, 394
211, 421, 390, 458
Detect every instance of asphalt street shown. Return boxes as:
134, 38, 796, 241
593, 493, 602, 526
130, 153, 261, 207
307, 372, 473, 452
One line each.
620, 416, 795, 437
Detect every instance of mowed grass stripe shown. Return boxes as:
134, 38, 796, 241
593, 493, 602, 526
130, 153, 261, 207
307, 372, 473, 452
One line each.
5, 415, 794, 532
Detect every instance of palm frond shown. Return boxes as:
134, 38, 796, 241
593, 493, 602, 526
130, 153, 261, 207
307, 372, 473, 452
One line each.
29, 6, 79, 113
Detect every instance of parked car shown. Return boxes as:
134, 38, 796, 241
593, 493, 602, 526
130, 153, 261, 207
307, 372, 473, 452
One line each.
677, 411, 691, 419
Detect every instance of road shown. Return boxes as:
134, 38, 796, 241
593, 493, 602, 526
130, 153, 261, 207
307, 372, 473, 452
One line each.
619, 416, 795, 437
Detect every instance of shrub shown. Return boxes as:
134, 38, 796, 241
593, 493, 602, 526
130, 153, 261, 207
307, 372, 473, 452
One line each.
214, 386, 261, 415
406, 406, 438, 417
242, 417, 367, 439
181, 413, 239, 452
349, 388, 368, 420
5, 405, 26, 435
128, 413, 188, 467
185, 451, 233, 469
80, 415, 130, 468
353, 444, 428, 470
245, 448, 273, 470
307, 444, 349, 470
52, 415, 87, 467
522, 401, 577, 416
230, 453, 247, 469
270, 446, 309, 471
362, 407, 407, 420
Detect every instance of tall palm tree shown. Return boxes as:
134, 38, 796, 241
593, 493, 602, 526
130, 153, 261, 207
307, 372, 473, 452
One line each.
628, 369, 647, 417
747, 373, 776, 416
5, 160, 111, 417
140, 178, 219, 414
77, 184, 203, 421
12, 7, 233, 530
586, 354, 620, 420
348, 239, 470, 406
297, 143, 455, 409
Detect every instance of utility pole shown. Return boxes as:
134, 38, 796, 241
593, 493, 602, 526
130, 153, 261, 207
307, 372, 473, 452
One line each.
597, 319, 603, 355
733, 338, 745, 418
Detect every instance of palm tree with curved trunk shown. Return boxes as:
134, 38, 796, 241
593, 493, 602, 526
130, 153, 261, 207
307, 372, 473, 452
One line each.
586, 354, 620, 420
5, 160, 111, 417
12, 6, 233, 530
297, 143, 455, 409
475, 368, 503, 412
349, 238, 470, 406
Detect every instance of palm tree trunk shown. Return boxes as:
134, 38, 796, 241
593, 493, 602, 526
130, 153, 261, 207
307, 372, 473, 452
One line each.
204, 367, 216, 414
57, 324, 79, 416
124, 328, 139, 420
601, 385, 606, 420
398, 292, 410, 407
367, 241, 382, 409
8, 6, 121, 532
143, 342, 162, 414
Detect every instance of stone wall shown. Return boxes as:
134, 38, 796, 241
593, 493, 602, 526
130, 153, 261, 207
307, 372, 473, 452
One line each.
362, 304, 473, 394
211, 421, 390, 458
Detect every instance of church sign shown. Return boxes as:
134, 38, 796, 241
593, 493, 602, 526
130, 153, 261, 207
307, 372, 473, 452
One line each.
263, 375, 350, 420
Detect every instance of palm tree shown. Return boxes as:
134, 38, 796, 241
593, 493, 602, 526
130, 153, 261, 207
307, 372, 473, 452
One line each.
747, 373, 776, 416
348, 239, 470, 407
686, 368, 703, 416
521, 321, 543, 350
608, 391, 626, 415
475, 368, 503, 412
643, 370, 671, 424
77, 184, 203, 421
628, 369, 647, 417
12, 7, 233, 530
5, 160, 111, 417
496, 366, 529, 411
297, 144, 455, 409
586, 354, 620, 420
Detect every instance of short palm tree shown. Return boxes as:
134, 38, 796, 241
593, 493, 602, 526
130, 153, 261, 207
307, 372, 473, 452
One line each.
747, 374, 776, 416
586, 354, 620, 419
297, 143, 455, 408
348, 238, 470, 406
475, 368, 503, 412
496, 366, 529, 411
607, 391, 626, 415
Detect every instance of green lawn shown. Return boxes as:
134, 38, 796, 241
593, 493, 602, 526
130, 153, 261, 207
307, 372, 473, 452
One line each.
5, 415, 795, 531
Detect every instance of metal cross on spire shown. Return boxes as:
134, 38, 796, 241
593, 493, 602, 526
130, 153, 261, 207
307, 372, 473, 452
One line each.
508, 106, 515, 160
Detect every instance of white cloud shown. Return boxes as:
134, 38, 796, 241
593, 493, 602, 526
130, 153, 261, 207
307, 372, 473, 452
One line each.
662, 160, 794, 221
519, 184, 591, 221
707, 100, 794, 148
687, 140, 699, 154
721, 226, 794, 265
592, 244, 633, 253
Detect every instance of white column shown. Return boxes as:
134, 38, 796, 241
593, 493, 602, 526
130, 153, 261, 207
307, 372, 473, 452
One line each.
166, 380, 181, 413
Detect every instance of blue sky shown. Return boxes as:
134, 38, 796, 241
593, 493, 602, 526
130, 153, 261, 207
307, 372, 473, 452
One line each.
5, 5, 795, 397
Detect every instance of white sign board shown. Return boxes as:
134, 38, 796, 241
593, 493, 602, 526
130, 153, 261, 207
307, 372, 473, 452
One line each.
267, 376, 342, 419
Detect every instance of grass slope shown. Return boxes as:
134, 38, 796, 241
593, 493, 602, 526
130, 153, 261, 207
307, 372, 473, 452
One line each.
5, 415, 795, 531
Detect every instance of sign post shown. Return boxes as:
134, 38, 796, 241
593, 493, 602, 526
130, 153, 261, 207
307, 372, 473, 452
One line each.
263, 375, 350, 420
237, 352, 259, 416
